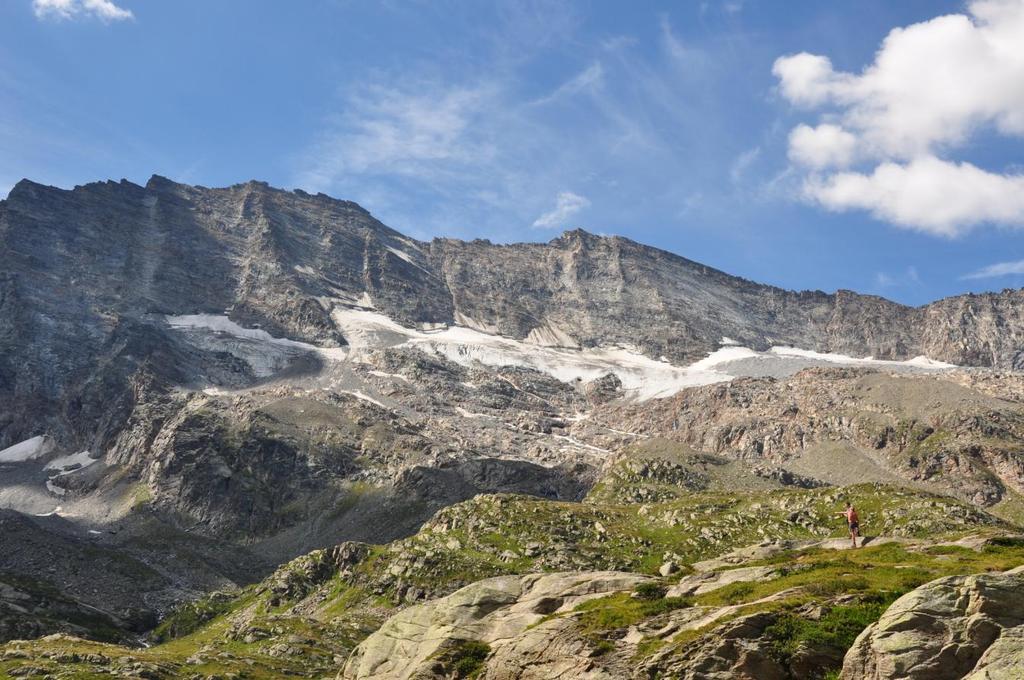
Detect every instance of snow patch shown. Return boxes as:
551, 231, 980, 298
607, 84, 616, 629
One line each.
602, 425, 648, 438
368, 370, 411, 382
720, 336, 739, 346
904, 355, 957, 369
385, 246, 415, 265
166, 314, 347, 375
168, 314, 315, 350
453, 311, 500, 335
397, 236, 424, 253
45, 479, 66, 496
525, 321, 580, 349
45, 451, 97, 476
330, 308, 415, 354
552, 435, 610, 455
342, 390, 389, 409
688, 346, 761, 370
328, 308, 956, 403
0, 436, 54, 463
768, 346, 956, 369
330, 308, 736, 400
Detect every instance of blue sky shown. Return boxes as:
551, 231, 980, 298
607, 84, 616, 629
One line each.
3, 0, 1024, 306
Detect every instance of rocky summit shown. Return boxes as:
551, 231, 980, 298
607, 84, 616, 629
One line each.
2, 176, 1024, 679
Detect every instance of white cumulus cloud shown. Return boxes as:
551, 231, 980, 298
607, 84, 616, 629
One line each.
774, 0, 1024, 236
804, 156, 1024, 237
532, 191, 590, 229
772, 53, 840, 108
33, 0, 133, 22
787, 124, 857, 169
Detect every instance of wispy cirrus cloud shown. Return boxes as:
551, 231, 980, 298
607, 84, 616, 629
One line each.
527, 62, 604, 107
532, 191, 590, 229
297, 82, 497, 187
730, 146, 761, 183
291, 13, 729, 238
961, 259, 1024, 280
874, 266, 920, 289
774, 0, 1024, 237
32, 0, 133, 22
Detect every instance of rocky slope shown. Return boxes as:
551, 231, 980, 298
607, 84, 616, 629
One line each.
589, 368, 1024, 510
339, 571, 651, 680
2, 481, 1021, 679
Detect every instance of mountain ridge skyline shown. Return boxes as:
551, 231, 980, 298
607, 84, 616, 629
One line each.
7, 172, 1022, 310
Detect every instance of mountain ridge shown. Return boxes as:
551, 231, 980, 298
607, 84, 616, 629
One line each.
7, 173, 1020, 309
4, 173, 1024, 460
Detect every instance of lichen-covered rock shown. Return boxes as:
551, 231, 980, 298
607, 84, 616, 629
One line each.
647, 612, 790, 680
841, 571, 1024, 679
340, 571, 649, 680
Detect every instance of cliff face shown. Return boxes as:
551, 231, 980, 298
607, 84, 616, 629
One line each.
0, 176, 443, 446
1, 176, 1020, 418
428, 232, 922, 363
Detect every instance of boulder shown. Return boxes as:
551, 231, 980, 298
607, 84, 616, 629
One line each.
644, 612, 789, 680
841, 571, 1024, 679
667, 565, 778, 597
659, 561, 679, 577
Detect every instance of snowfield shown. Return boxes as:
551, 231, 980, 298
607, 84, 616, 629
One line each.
769, 346, 957, 369
331, 308, 748, 400
167, 307, 958, 402
165, 314, 347, 377
329, 308, 956, 401
45, 450, 98, 476
0, 435, 54, 463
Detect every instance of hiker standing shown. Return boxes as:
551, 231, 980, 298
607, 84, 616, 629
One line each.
837, 502, 860, 548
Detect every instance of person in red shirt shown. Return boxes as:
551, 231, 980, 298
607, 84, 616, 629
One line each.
838, 502, 860, 548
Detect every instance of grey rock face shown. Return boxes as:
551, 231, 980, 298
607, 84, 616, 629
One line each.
2, 178, 1022, 436
0, 176, 442, 450
1, 177, 1020, 483
841, 571, 1024, 680
339, 571, 649, 680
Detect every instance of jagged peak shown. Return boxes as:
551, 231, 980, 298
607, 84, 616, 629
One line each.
551, 227, 599, 244
146, 174, 173, 187
6, 177, 141, 202
5, 178, 45, 200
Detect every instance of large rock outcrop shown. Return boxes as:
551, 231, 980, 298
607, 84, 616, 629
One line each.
340, 571, 649, 680
841, 569, 1024, 679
